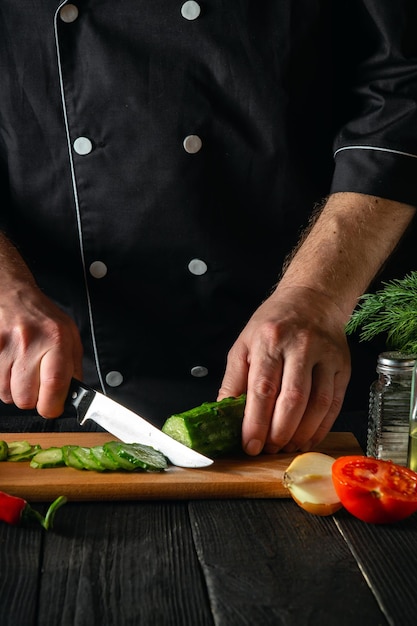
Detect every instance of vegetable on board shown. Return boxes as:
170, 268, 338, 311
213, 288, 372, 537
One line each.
29, 442, 168, 472
0, 439, 168, 472
162, 395, 246, 456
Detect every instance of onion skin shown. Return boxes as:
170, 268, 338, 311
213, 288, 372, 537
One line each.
289, 493, 343, 516
283, 452, 342, 517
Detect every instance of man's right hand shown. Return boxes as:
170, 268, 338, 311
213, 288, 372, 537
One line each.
0, 233, 83, 417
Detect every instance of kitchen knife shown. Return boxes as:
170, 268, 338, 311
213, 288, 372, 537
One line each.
67, 379, 213, 468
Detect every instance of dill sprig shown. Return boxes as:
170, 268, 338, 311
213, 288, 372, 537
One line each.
345, 271, 417, 353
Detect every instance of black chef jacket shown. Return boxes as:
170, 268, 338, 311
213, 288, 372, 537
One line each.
1, 1, 417, 425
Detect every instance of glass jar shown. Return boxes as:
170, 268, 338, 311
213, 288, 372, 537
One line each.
407, 361, 417, 471
367, 351, 416, 466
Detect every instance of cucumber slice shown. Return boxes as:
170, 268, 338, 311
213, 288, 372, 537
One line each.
30, 447, 65, 469
103, 441, 138, 471
0, 440, 8, 461
102, 441, 167, 472
7, 440, 33, 457
118, 442, 167, 471
8, 444, 42, 462
62, 445, 85, 470
90, 445, 120, 471
72, 446, 106, 472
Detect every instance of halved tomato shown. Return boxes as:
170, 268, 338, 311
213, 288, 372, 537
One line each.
332, 456, 417, 524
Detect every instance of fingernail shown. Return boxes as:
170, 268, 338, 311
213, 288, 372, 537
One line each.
246, 439, 263, 456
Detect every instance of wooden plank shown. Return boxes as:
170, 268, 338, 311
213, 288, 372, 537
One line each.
189, 499, 389, 626
0, 432, 362, 501
0, 522, 44, 626
37, 501, 213, 626
334, 511, 417, 626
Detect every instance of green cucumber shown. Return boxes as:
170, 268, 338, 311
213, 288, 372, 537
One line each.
103, 441, 167, 472
72, 446, 106, 472
9, 444, 42, 462
162, 394, 246, 456
103, 441, 140, 471
90, 445, 120, 471
0, 440, 8, 461
7, 438, 168, 473
117, 442, 167, 471
62, 445, 85, 470
30, 447, 65, 469
7, 440, 33, 457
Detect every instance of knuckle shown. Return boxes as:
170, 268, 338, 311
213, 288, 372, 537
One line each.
226, 343, 248, 367
310, 390, 333, 412
252, 378, 280, 401
40, 374, 68, 393
282, 385, 308, 409
308, 425, 331, 449
10, 386, 37, 410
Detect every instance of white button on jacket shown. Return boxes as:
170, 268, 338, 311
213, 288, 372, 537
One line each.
89, 261, 108, 279
73, 136, 93, 155
183, 135, 202, 154
191, 366, 208, 378
181, 1, 201, 20
188, 259, 207, 275
60, 4, 79, 23
105, 371, 124, 387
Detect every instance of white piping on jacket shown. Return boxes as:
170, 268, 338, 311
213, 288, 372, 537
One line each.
53, 3, 106, 394
334, 144, 417, 160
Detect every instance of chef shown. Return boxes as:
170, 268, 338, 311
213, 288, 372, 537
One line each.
0, 1, 416, 454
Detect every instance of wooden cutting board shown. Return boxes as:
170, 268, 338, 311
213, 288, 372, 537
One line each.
0, 432, 362, 501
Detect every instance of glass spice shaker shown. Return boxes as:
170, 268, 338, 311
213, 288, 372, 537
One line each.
407, 361, 417, 471
367, 351, 416, 466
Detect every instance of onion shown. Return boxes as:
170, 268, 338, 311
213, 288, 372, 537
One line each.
283, 452, 342, 516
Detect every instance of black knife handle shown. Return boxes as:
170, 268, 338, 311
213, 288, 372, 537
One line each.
67, 378, 95, 424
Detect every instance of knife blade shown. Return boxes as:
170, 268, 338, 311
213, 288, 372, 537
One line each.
67, 379, 213, 468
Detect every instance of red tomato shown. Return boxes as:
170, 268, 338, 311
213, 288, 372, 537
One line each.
332, 456, 417, 524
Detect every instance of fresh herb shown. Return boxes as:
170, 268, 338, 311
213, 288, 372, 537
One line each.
345, 271, 417, 353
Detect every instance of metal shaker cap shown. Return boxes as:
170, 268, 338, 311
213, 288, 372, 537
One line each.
377, 351, 417, 373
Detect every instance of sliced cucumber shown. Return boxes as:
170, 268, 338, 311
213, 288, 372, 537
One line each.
103, 441, 167, 472
7, 438, 169, 473
0, 440, 8, 461
62, 445, 85, 470
7, 440, 33, 457
90, 445, 120, 471
30, 447, 65, 469
9, 444, 42, 462
72, 446, 106, 472
103, 441, 138, 471
121, 442, 167, 471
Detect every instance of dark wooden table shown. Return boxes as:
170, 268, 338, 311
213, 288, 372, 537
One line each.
1, 411, 415, 626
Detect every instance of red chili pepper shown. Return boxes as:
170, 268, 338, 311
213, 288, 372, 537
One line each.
0, 491, 27, 525
0, 490, 67, 529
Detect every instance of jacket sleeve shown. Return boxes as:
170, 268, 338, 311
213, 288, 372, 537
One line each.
330, 0, 417, 207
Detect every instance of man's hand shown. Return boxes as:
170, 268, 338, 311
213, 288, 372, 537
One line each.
218, 286, 351, 454
0, 234, 83, 417
218, 192, 416, 455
